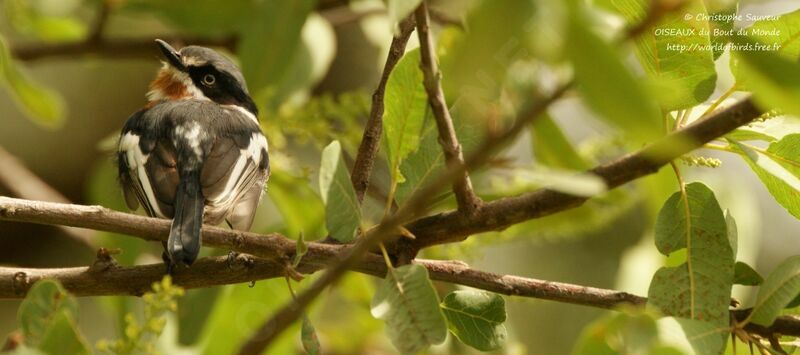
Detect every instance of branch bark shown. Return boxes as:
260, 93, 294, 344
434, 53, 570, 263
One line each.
404, 97, 762, 251
0, 249, 796, 340
414, 2, 481, 213
350, 17, 416, 202
0, 97, 763, 354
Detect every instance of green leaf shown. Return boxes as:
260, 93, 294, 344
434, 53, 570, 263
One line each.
725, 128, 778, 143
734, 261, 764, 286
440, 0, 536, 103
749, 255, 800, 326
268, 170, 326, 238
599, 0, 717, 111
37, 311, 90, 355
319, 141, 361, 242
673, 317, 727, 355
387, 0, 422, 32
440, 290, 507, 351
0, 36, 65, 129
566, 13, 662, 140
293, 232, 309, 268
706, 1, 738, 60
648, 183, 734, 340
732, 36, 800, 117
573, 311, 660, 355
267, 13, 336, 108
531, 114, 588, 170
384, 48, 428, 182
301, 315, 320, 355
122, 0, 254, 36
395, 106, 479, 205
4, 0, 87, 41
730, 136, 800, 219
237, 0, 316, 101
371, 264, 447, 354
198, 279, 296, 355
487, 167, 607, 197
725, 210, 738, 260
17, 280, 79, 346
740, 9, 800, 62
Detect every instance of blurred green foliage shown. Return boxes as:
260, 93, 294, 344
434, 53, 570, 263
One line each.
2, 0, 800, 353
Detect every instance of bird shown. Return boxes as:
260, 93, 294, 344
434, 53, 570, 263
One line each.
117, 39, 270, 271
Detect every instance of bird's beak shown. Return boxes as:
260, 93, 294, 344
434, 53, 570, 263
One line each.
155, 39, 185, 71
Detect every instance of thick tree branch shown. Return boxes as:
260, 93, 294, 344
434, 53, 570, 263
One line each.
350, 17, 416, 202
0, 250, 796, 340
405, 97, 762, 251
414, 2, 481, 213
0, 146, 93, 248
0, 96, 763, 353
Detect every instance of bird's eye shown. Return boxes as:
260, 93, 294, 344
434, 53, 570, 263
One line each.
202, 74, 216, 86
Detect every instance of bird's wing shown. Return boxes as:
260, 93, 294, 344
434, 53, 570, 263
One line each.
118, 109, 180, 219
201, 132, 269, 227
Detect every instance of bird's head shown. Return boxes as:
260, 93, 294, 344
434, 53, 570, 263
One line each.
147, 39, 258, 116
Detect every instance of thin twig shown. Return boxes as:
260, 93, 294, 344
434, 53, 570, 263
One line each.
0, 146, 93, 248
350, 16, 416, 202
414, 1, 481, 213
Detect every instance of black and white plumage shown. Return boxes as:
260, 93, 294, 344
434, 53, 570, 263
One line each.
117, 40, 269, 269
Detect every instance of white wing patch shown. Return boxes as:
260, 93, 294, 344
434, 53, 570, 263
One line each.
205, 133, 268, 218
119, 132, 167, 218
223, 105, 259, 125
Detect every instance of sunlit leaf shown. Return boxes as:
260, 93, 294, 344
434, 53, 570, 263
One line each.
673, 317, 727, 355
384, 48, 428, 184
598, 0, 717, 110
4, 0, 87, 41
705, 1, 738, 60
531, 114, 588, 170
237, 0, 316, 102
319, 141, 361, 242
387, 0, 421, 32
566, 13, 662, 140
749, 255, 800, 326
440, 0, 536, 104
734, 261, 763, 286
122, 0, 254, 36
37, 311, 90, 355
268, 170, 326, 239
371, 264, 447, 354
17, 280, 79, 346
440, 290, 507, 351
486, 168, 607, 198
0, 37, 65, 129
269, 13, 336, 108
648, 182, 733, 355
395, 103, 480, 205
730, 136, 800, 219
725, 210, 738, 260
198, 279, 296, 355
573, 310, 660, 355
732, 36, 800, 117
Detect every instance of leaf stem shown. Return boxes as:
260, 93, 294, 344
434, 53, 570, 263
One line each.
379, 242, 394, 270
699, 85, 738, 120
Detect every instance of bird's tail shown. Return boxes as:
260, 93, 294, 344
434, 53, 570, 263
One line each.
168, 171, 204, 266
